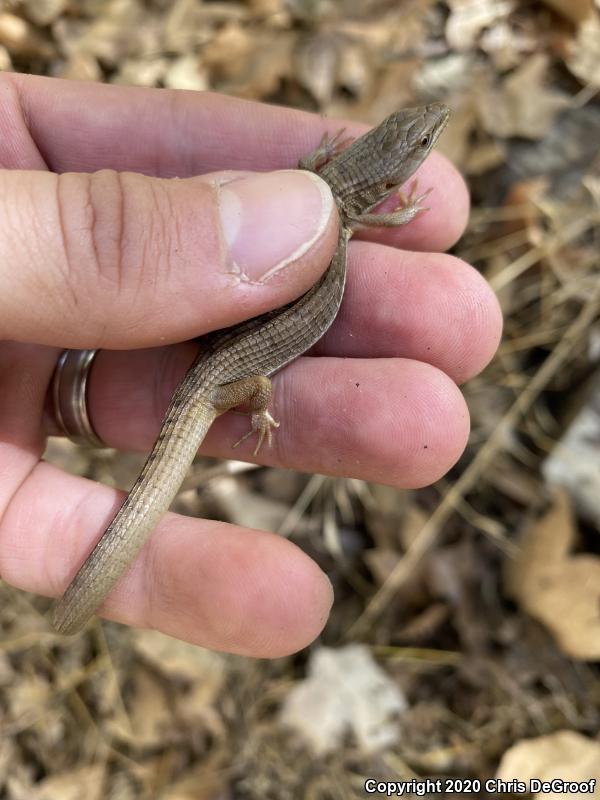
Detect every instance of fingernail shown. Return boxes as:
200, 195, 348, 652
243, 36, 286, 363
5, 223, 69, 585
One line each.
217, 170, 333, 282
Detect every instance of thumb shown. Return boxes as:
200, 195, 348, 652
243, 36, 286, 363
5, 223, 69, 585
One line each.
0, 167, 337, 348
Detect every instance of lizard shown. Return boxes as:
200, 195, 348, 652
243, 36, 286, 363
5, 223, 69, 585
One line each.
52, 102, 450, 635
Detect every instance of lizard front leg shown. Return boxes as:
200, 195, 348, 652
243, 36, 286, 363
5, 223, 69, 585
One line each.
299, 129, 354, 172
349, 181, 432, 228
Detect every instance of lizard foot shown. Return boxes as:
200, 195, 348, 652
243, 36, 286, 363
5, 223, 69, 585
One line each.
394, 179, 432, 217
351, 181, 433, 228
232, 409, 280, 456
298, 128, 353, 172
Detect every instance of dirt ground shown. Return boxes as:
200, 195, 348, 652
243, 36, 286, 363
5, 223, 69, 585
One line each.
0, 1, 599, 798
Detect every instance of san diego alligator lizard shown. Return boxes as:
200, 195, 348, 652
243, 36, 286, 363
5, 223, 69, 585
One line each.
52, 102, 450, 634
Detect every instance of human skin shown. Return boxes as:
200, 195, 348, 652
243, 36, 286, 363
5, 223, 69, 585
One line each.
0, 74, 501, 656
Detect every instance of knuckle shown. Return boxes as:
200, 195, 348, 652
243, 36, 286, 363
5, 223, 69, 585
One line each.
55, 169, 126, 300
55, 170, 180, 330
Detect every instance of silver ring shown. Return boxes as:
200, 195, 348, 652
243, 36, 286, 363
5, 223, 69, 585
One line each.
52, 349, 105, 448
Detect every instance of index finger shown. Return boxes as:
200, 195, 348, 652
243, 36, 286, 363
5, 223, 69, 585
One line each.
2, 74, 468, 251
2, 73, 357, 174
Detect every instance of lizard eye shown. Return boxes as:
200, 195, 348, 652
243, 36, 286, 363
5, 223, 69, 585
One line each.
420, 134, 431, 147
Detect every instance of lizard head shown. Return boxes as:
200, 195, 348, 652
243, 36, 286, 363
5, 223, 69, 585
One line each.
327, 102, 450, 218
370, 103, 450, 184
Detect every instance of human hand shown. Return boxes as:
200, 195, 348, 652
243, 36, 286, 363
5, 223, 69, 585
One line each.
0, 74, 501, 656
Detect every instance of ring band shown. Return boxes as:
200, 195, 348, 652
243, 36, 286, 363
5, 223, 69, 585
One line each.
52, 349, 105, 448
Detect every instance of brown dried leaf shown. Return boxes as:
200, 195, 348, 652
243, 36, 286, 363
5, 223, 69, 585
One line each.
112, 55, 168, 87
54, 51, 101, 81
539, 0, 595, 25
432, 93, 478, 168
0, 44, 11, 70
337, 60, 419, 124
506, 489, 600, 660
42, 438, 91, 476
0, 12, 52, 57
31, 765, 106, 800
202, 22, 255, 82
133, 629, 225, 689
476, 53, 570, 138
496, 730, 600, 796
285, 0, 336, 24
294, 32, 339, 106
479, 20, 537, 71
22, 0, 67, 27
249, 0, 287, 16
0, 737, 20, 786
8, 675, 51, 726
162, 765, 230, 800
280, 644, 407, 754
414, 53, 475, 98
464, 138, 506, 174
164, 54, 208, 91
164, 0, 226, 53
107, 665, 173, 748
133, 631, 226, 734
583, 172, 600, 211
70, 0, 156, 67
567, 11, 600, 87
446, 0, 515, 51
337, 40, 369, 96
232, 34, 293, 97
543, 374, 600, 527
209, 477, 291, 531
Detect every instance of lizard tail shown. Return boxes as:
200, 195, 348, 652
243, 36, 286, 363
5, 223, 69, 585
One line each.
52, 394, 218, 635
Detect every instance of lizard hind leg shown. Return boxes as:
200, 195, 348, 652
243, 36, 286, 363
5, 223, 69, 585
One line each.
210, 375, 280, 456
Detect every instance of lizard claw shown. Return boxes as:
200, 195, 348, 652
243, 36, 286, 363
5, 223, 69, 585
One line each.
232, 410, 280, 456
395, 180, 432, 214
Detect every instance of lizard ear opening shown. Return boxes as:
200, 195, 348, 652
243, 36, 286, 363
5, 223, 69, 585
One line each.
420, 134, 431, 148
